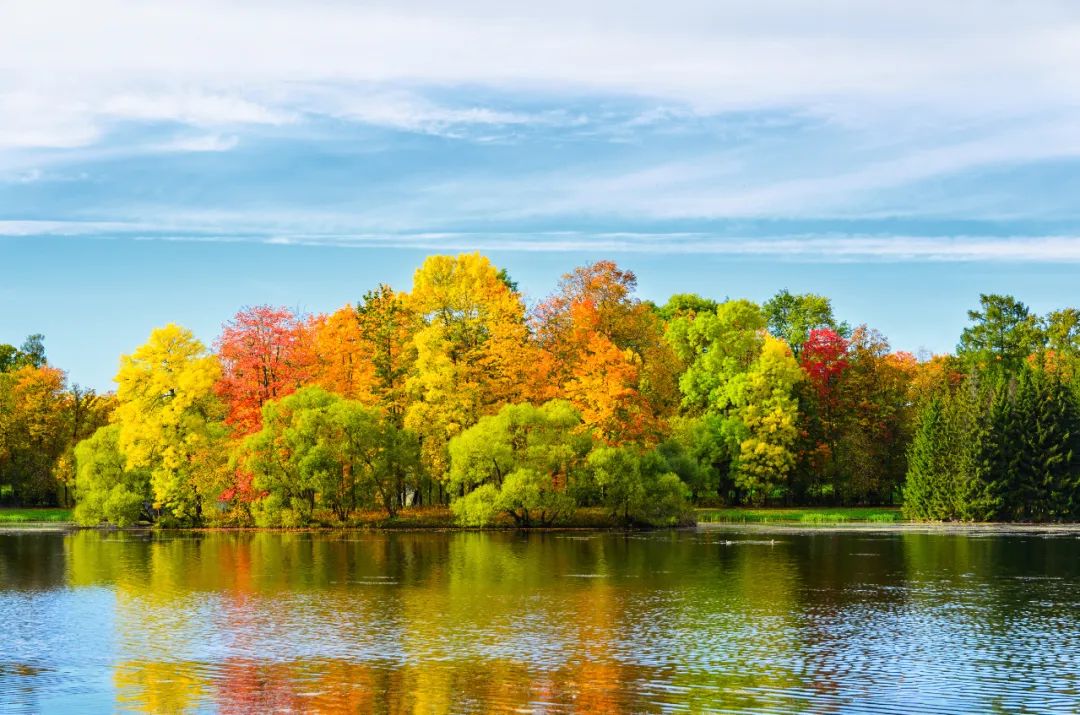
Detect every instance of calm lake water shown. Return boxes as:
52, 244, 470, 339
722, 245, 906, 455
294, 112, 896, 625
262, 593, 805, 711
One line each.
1, 527, 1078, 714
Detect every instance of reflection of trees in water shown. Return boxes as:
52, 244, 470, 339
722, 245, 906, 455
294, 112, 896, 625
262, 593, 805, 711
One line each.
0, 532, 67, 590
25, 529, 1079, 712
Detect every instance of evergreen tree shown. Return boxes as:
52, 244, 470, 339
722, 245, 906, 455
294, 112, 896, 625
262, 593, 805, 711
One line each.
903, 394, 946, 520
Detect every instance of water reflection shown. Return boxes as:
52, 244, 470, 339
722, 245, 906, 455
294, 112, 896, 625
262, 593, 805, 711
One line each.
0, 529, 1077, 713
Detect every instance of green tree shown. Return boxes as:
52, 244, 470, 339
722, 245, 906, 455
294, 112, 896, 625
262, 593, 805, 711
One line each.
666, 298, 766, 415
240, 387, 419, 525
726, 336, 804, 504
73, 425, 151, 526
584, 445, 691, 525
902, 394, 948, 521
957, 294, 1045, 378
763, 290, 847, 357
447, 400, 590, 526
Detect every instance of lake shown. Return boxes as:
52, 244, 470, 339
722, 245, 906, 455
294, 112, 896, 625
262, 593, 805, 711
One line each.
1, 527, 1078, 713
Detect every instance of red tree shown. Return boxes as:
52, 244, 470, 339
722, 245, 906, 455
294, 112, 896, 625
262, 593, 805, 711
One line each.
215, 306, 316, 435
800, 328, 849, 398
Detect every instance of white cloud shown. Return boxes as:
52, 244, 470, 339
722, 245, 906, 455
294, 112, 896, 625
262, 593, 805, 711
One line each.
5, 220, 1080, 262
152, 134, 240, 153
4, 0, 1080, 231
100, 93, 293, 126
2, 0, 1079, 116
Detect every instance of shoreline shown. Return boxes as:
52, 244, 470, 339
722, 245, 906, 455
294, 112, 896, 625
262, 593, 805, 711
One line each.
6, 521, 1080, 535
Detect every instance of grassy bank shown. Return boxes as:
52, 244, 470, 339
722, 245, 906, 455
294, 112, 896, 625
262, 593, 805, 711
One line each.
1, 505, 906, 529
696, 506, 904, 525
0, 508, 73, 524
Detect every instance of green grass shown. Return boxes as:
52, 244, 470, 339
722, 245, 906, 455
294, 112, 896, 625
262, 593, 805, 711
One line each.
0, 508, 73, 524
696, 506, 904, 525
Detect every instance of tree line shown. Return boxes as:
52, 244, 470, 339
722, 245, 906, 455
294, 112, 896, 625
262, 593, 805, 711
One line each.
3, 254, 1078, 525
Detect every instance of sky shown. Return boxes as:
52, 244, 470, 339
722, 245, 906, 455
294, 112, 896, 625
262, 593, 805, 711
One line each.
2, 0, 1080, 391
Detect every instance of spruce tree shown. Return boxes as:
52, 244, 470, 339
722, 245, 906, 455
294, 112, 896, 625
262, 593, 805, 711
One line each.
904, 394, 947, 520
1026, 373, 1080, 521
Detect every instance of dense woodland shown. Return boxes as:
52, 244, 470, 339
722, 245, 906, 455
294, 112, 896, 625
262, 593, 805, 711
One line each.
2, 254, 1078, 526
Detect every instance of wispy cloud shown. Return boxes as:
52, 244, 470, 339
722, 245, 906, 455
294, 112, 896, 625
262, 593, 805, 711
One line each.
152, 134, 240, 153
5, 220, 1080, 262
3, 0, 1080, 254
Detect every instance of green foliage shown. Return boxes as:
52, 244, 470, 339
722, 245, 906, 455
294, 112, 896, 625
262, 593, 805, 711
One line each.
448, 400, 589, 526
763, 290, 848, 357
0, 334, 47, 373
666, 299, 766, 414
73, 425, 151, 527
240, 386, 420, 526
450, 483, 501, 526
657, 293, 719, 322
958, 294, 1045, 379
585, 446, 691, 526
657, 415, 730, 501
905, 368, 1080, 522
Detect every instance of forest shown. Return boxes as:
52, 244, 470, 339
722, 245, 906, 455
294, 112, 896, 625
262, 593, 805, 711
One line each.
1, 253, 1078, 526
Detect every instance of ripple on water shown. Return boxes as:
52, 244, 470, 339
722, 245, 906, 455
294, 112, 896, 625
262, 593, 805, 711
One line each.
0, 529, 1078, 713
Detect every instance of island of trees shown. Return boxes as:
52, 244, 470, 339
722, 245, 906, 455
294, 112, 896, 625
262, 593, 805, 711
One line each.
1, 253, 1077, 527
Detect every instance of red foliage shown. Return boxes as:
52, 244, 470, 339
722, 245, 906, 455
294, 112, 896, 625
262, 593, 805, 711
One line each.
215, 306, 316, 435
800, 328, 849, 397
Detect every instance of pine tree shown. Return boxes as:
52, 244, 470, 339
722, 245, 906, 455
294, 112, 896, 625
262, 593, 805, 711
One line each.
903, 394, 947, 520
1025, 373, 1080, 521
972, 384, 1010, 524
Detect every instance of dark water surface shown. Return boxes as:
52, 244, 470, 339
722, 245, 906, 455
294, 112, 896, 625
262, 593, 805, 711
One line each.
1, 527, 1078, 713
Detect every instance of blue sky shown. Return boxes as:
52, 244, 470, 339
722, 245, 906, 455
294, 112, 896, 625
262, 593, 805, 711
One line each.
2, 0, 1080, 390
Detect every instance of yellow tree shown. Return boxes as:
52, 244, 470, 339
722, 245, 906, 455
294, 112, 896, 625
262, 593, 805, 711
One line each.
727, 335, 804, 504
113, 324, 228, 523
404, 254, 541, 484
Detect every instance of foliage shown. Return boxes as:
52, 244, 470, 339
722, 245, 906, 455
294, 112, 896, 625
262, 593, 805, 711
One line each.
73, 425, 151, 526
904, 367, 1080, 522
763, 290, 848, 357
238, 387, 420, 525
113, 324, 230, 524
584, 445, 691, 526
215, 306, 316, 435
448, 400, 589, 526
404, 253, 540, 483
5, 253, 1066, 526
957, 294, 1045, 379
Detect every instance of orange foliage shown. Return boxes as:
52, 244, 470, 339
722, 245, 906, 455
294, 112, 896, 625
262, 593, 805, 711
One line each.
311, 306, 377, 404
532, 262, 676, 444
214, 306, 316, 435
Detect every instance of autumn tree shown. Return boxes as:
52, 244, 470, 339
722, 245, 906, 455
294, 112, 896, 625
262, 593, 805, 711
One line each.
356, 284, 418, 424
533, 261, 679, 444
311, 305, 376, 403
405, 254, 541, 485
0, 365, 69, 504
113, 324, 230, 524
215, 306, 317, 436
726, 336, 804, 504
